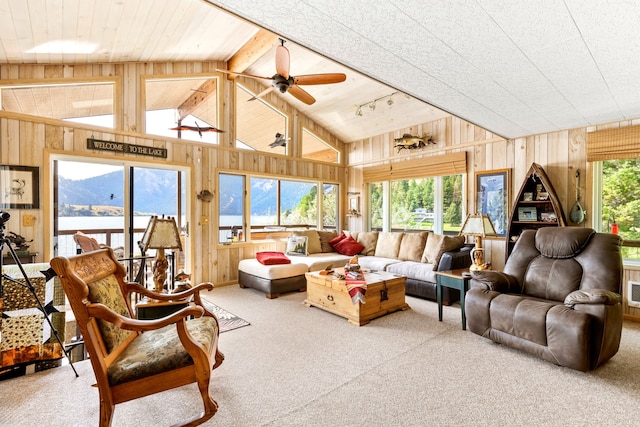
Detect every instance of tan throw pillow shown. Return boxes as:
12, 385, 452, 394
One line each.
398, 232, 429, 261
293, 230, 322, 254
356, 231, 378, 256
317, 230, 338, 252
422, 234, 465, 268
374, 232, 404, 258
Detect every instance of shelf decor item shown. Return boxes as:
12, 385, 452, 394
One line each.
518, 207, 538, 222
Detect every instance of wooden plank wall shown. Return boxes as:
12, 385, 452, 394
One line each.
0, 61, 346, 286
346, 115, 640, 320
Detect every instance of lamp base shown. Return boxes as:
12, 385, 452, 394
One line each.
152, 250, 169, 294
469, 247, 492, 270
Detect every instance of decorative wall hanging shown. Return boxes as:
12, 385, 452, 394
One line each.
0, 165, 39, 209
393, 133, 434, 152
475, 168, 510, 237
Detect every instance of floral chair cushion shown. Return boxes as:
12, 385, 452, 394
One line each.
88, 274, 132, 353
107, 316, 218, 386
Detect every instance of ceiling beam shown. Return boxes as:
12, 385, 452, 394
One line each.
177, 79, 218, 121
177, 29, 278, 120
225, 28, 278, 79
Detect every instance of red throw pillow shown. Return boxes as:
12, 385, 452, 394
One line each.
329, 231, 347, 248
256, 251, 291, 265
334, 236, 364, 256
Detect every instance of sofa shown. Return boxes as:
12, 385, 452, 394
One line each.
465, 227, 623, 371
238, 230, 472, 303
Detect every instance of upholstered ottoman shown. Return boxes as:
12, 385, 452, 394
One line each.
238, 259, 309, 298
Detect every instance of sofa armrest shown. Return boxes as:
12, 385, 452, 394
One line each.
469, 270, 520, 293
565, 289, 622, 306
437, 244, 473, 271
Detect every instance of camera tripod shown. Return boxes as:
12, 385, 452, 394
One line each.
0, 211, 78, 377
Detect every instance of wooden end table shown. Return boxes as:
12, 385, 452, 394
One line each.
436, 269, 471, 330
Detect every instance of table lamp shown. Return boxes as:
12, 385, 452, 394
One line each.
140, 215, 182, 294
460, 213, 497, 271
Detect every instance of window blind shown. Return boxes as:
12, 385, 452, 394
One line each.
363, 151, 466, 182
587, 125, 640, 161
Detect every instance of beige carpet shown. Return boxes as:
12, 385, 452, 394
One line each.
2, 284, 640, 426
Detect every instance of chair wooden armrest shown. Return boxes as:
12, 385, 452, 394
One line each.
87, 302, 205, 331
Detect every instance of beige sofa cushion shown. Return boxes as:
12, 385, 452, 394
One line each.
421, 234, 465, 267
293, 230, 322, 254
374, 232, 404, 258
356, 231, 378, 256
398, 232, 429, 262
317, 230, 338, 252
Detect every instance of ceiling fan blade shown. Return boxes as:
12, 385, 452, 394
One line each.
249, 86, 275, 101
294, 73, 347, 85
288, 85, 316, 105
275, 45, 290, 80
215, 68, 271, 81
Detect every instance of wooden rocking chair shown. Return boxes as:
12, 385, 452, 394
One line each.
50, 248, 224, 427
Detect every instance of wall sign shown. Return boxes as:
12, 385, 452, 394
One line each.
87, 138, 167, 159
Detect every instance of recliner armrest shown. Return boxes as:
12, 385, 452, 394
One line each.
565, 289, 622, 306
469, 270, 520, 293
437, 244, 473, 271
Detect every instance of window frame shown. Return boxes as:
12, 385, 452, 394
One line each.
592, 160, 640, 265
367, 174, 466, 234
217, 171, 339, 243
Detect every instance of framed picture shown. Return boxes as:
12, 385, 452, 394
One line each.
347, 193, 360, 216
541, 211, 558, 223
475, 169, 510, 237
0, 165, 40, 209
518, 206, 538, 222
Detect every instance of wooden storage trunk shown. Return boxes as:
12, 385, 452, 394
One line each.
304, 268, 409, 326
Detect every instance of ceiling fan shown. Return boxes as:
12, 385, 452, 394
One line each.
216, 40, 346, 105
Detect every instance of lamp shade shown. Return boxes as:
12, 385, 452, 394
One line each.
460, 213, 497, 237
140, 215, 183, 251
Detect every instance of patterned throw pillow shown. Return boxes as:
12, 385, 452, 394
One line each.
87, 274, 132, 353
286, 235, 308, 256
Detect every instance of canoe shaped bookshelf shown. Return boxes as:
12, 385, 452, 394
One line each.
506, 163, 567, 259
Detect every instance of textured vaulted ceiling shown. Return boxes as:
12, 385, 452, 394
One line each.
2, 0, 639, 142
207, 0, 640, 139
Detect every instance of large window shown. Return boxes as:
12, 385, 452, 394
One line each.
218, 173, 339, 242
235, 83, 288, 154
369, 174, 464, 234
1, 81, 115, 127
301, 128, 339, 163
145, 76, 221, 144
595, 159, 640, 261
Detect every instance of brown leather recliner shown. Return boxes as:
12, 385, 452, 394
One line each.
465, 227, 623, 371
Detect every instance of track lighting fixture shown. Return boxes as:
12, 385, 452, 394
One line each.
355, 91, 402, 117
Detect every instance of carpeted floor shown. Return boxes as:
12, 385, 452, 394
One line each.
2, 284, 640, 426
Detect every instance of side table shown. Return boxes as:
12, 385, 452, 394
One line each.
436, 269, 471, 330
136, 299, 190, 320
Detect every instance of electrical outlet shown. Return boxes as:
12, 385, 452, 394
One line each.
23, 214, 35, 226
200, 215, 209, 225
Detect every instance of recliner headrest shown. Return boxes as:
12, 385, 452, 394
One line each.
535, 227, 595, 258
